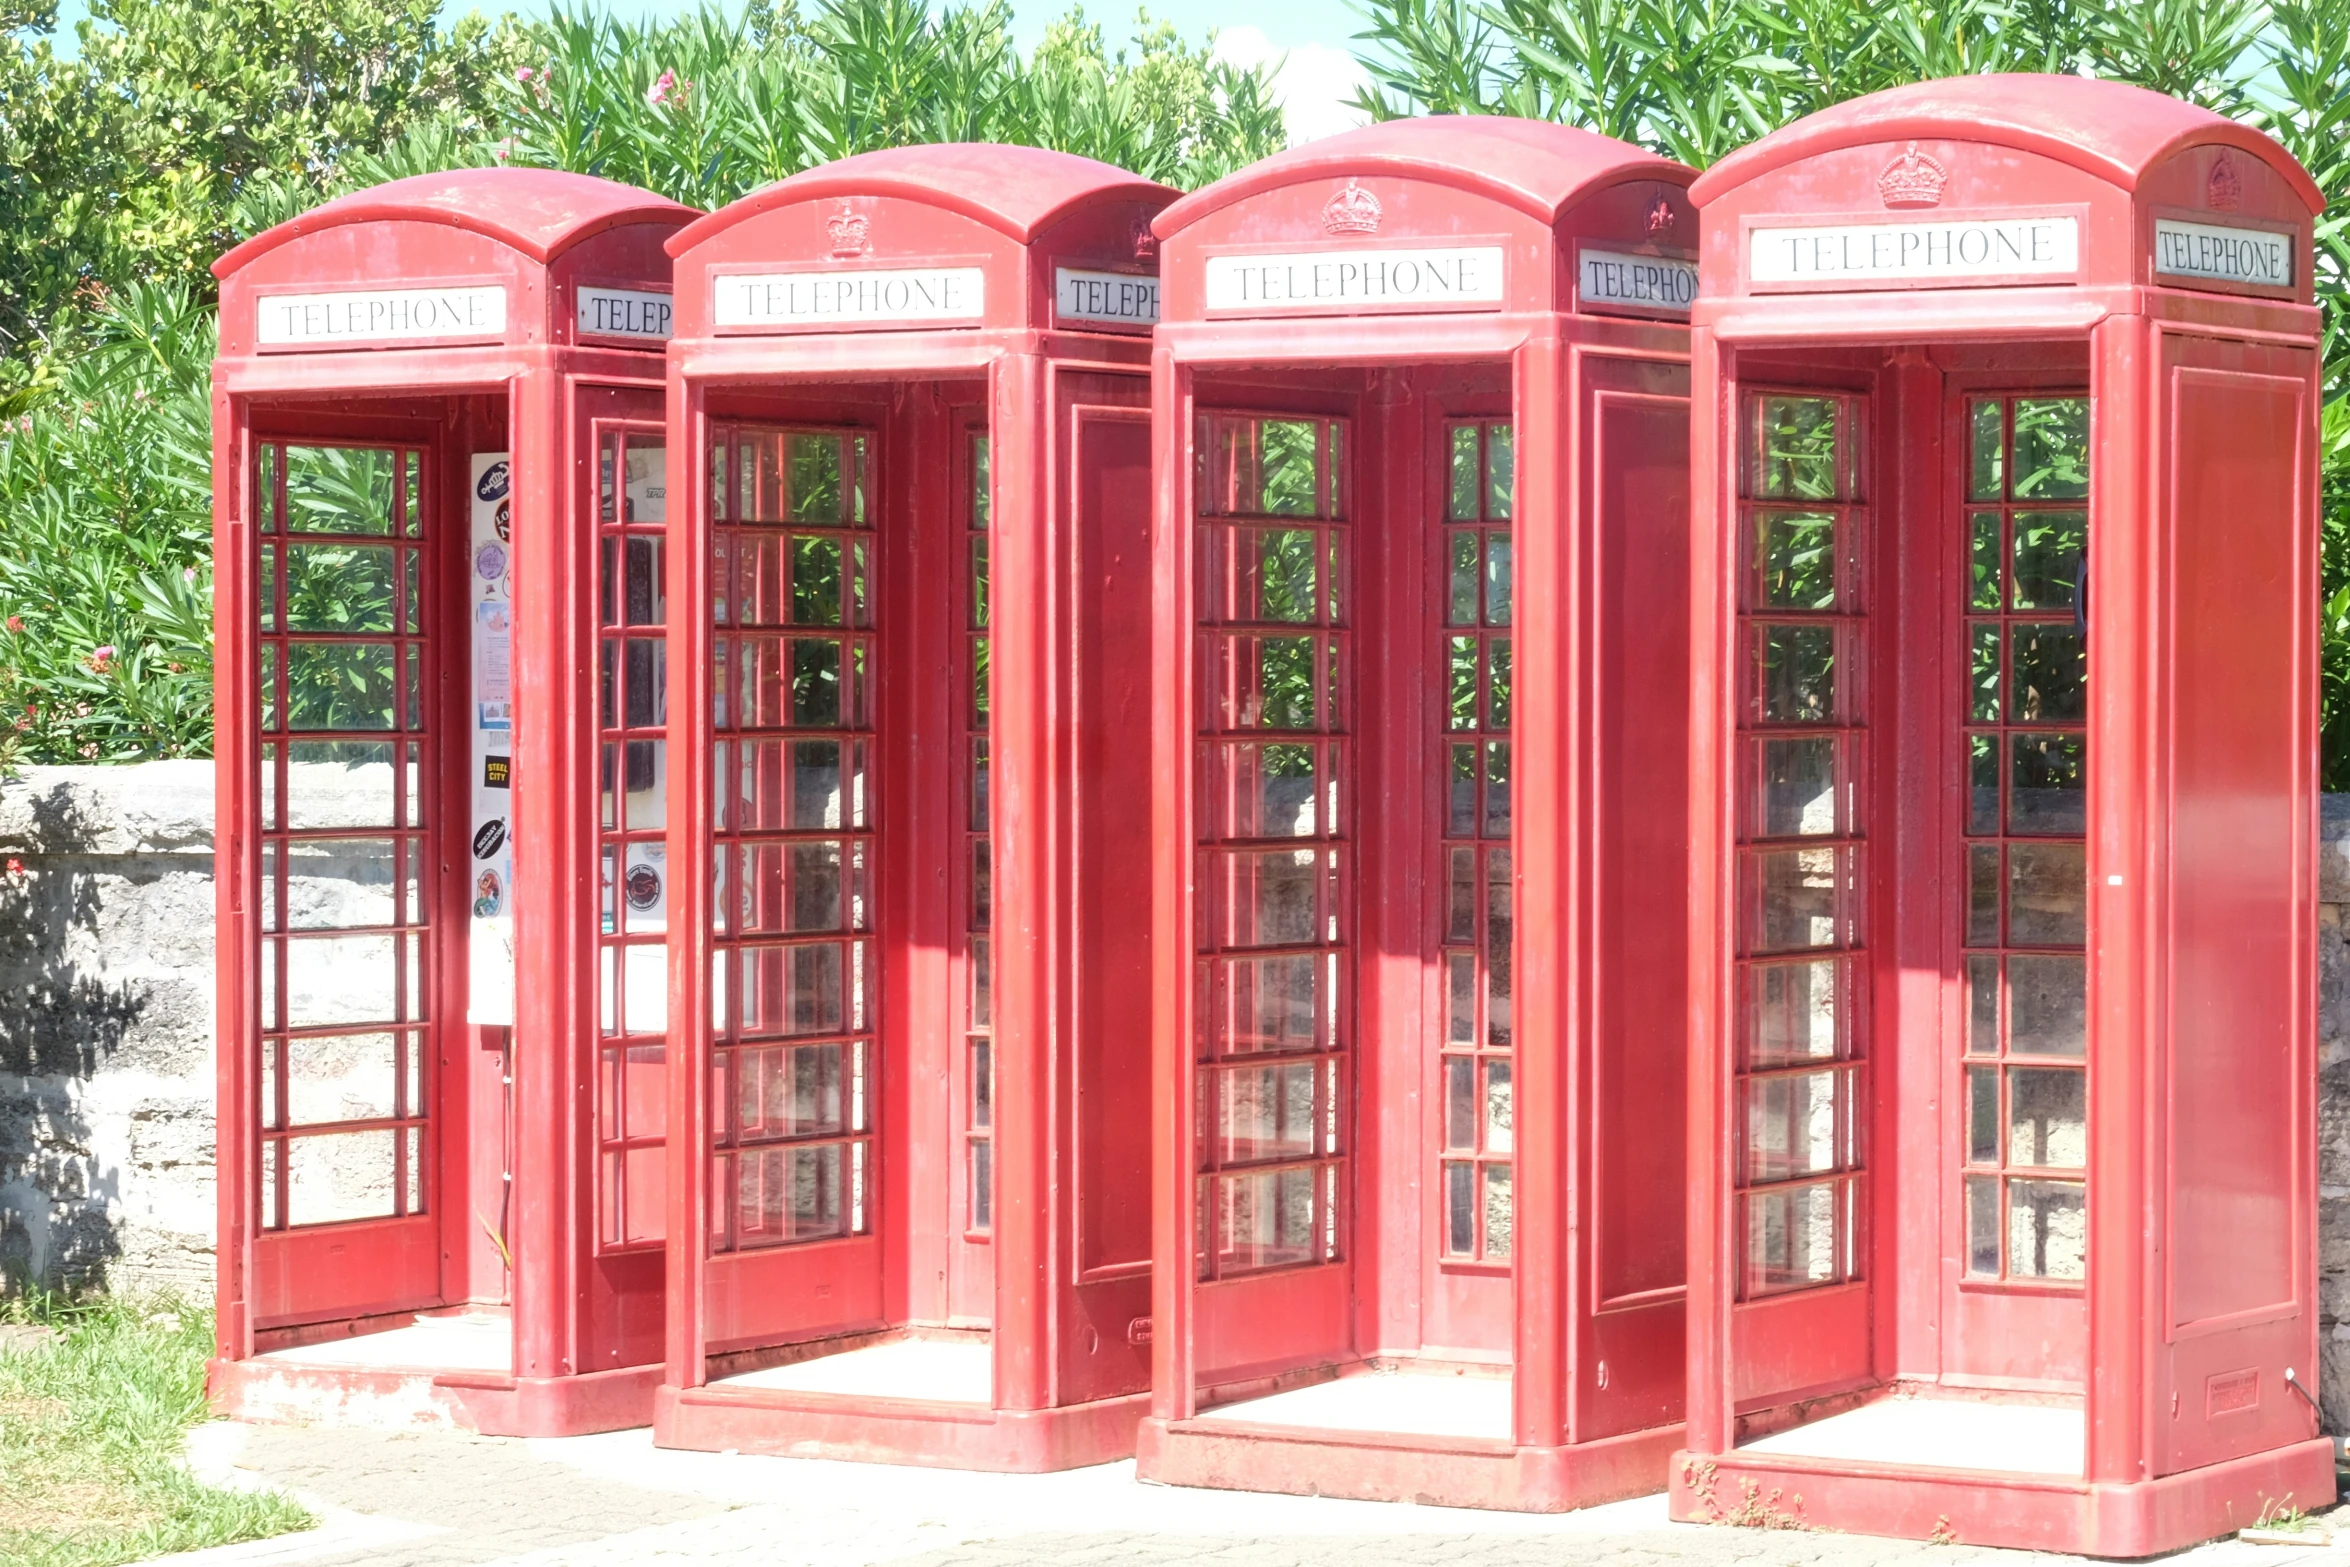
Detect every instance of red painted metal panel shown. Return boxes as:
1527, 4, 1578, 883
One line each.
2154, 350, 2318, 1474
657, 149, 1174, 1469
1681, 80, 2324, 1555
209, 171, 691, 1436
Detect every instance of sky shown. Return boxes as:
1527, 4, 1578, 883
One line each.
47, 0, 1376, 142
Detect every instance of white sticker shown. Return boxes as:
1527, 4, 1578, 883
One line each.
1748, 217, 2079, 287
469, 452, 517, 1027
577, 285, 674, 341
2154, 219, 2293, 289
1202, 247, 1506, 313
1578, 249, 1697, 315
257, 286, 507, 347
1054, 267, 1159, 328
715, 267, 986, 329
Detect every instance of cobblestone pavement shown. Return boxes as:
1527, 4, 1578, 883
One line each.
151, 1422, 2350, 1567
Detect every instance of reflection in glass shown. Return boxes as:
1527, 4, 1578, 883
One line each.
1755, 396, 1842, 500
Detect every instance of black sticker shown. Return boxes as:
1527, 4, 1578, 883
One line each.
625, 862, 662, 910
476, 460, 511, 503
473, 818, 507, 859
483, 755, 511, 790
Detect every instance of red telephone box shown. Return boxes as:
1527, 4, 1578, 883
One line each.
654, 146, 1173, 1469
1138, 118, 1699, 1510
1673, 77, 2330, 1555
208, 170, 695, 1434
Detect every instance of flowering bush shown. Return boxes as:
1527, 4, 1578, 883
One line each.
0, 281, 214, 763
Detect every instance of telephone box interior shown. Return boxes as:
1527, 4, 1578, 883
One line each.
1137, 118, 1701, 1511
654, 146, 1175, 1470
206, 170, 693, 1435
1671, 78, 2331, 1556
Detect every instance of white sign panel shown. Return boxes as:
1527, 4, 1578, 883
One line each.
577, 285, 673, 341
257, 286, 507, 348
1203, 247, 1506, 313
1748, 216, 2079, 286
714, 267, 986, 329
2155, 219, 2293, 289
1578, 249, 1697, 315
1054, 267, 1159, 328
468, 453, 516, 1027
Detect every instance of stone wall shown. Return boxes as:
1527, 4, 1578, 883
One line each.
0, 762, 216, 1296
6, 763, 2350, 1429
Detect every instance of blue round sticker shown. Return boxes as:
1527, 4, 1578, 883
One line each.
476, 460, 511, 503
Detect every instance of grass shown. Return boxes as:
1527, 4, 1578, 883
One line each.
0, 1292, 311, 1567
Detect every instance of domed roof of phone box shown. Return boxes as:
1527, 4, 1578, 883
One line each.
214, 168, 700, 279
667, 144, 1178, 256
1690, 74, 2324, 213
1155, 115, 1693, 239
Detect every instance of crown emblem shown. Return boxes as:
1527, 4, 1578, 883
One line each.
1130, 213, 1158, 260
825, 202, 870, 257
2207, 155, 2242, 212
1322, 180, 1381, 236
1877, 143, 1948, 209
1646, 196, 1675, 234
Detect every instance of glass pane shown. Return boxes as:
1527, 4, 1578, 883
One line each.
2012, 511, 2087, 611
2010, 627, 2085, 723
286, 643, 398, 731
1216, 1166, 1321, 1270
284, 446, 397, 535
1485, 849, 1513, 1045
285, 544, 397, 633
2007, 1179, 2086, 1279
1745, 1069, 1842, 1183
1445, 1161, 1475, 1254
1759, 511, 1837, 609
284, 741, 400, 829
2009, 734, 2085, 835
1448, 427, 1479, 521
284, 1130, 399, 1225
1255, 529, 1319, 622
1485, 532, 1512, 625
1446, 952, 1476, 1044
1747, 959, 1838, 1067
1966, 954, 1999, 1056
969, 1138, 992, 1229
2011, 399, 2089, 500
791, 536, 843, 625
1448, 637, 1479, 730
1449, 743, 1478, 837
1758, 735, 1838, 837
1483, 742, 1510, 838
1970, 625, 2001, 722
789, 639, 843, 727
1968, 734, 1999, 835
1966, 1066, 2000, 1164
1483, 1163, 1513, 1258
1750, 847, 1844, 952
1203, 954, 1323, 1054
1744, 1181, 1840, 1292
1487, 641, 1511, 729
1200, 848, 1332, 949
787, 434, 844, 521
1485, 1059, 1513, 1154
1966, 1174, 2002, 1275
1760, 625, 1836, 724
1755, 396, 1841, 501
1212, 1061, 1319, 1164
2009, 954, 2086, 1057
1969, 401, 2004, 500
1485, 425, 1514, 519
1258, 421, 1319, 515
1448, 531, 1481, 625
2007, 843, 2086, 947
1444, 1056, 1475, 1149
1967, 844, 2002, 946
285, 1032, 402, 1127
1211, 634, 1321, 731
2008, 1067, 2086, 1169
1447, 846, 1476, 942
1970, 510, 2002, 609
282, 838, 401, 930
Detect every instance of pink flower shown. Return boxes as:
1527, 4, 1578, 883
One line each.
647, 68, 680, 106
88, 644, 115, 672
516, 65, 533, 82
3, 616, 19, 633
4, 858, 24, 879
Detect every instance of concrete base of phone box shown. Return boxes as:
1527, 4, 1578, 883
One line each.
1136, 1415, 1684, 1512
653, 1382, 1152, 1471
208, 1355, 661, 1436
1667, 1437, 2338, 1556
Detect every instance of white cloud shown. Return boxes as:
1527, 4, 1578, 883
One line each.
1213, 24, 1371, 145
